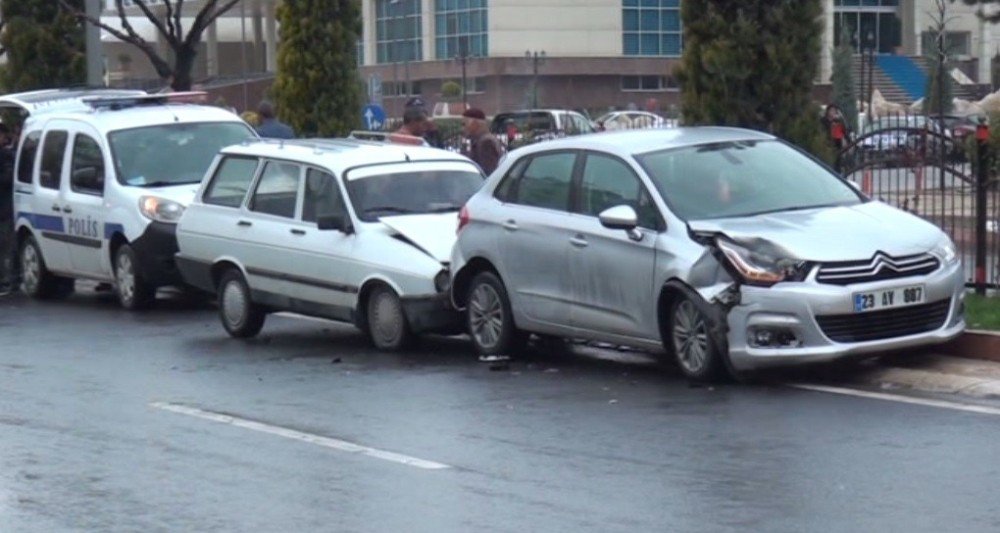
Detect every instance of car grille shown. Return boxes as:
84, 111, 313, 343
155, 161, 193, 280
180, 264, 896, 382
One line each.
815, 253, 940, 285
815, 300, 951, 343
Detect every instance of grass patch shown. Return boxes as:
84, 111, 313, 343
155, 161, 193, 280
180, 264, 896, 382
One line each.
965, 293, 1000, 330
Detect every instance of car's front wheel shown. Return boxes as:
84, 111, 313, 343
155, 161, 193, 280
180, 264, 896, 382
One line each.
466, 271, 526, 356
218, 269, 266, 338
366, 285, 413, 351
114, 244, 155, 310
19, 235, 73, 299
668, 293, 728, 382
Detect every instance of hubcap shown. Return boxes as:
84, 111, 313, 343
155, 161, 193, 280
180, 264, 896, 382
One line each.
21, 244, 40, 294
222, 280, 247, 327
673, 300, 709, 374
469, 283, 503, 350
116, 253, 135, 304
371, 291, 403, 345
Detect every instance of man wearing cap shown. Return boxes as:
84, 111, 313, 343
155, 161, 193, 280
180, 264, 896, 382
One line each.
255, 100, 295, 140
462, 108, 503, 175
405, 97, 443, 148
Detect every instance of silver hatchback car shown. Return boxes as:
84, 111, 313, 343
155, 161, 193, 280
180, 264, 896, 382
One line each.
450, 128, 965, 380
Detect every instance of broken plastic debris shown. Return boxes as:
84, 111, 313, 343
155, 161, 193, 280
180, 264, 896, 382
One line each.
479, 355, 511, 363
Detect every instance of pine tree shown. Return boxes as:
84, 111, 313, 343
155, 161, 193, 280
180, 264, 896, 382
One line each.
272, 0, 363, 137
831, 25, 859, 132
675, 0, 829, 159
0, 0, 86, 92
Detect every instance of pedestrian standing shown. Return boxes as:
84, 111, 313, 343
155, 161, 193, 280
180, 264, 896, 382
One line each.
461, 108, 504, 176
404, 97, 443, 148
255, 101, 295, 139
0, 124, 16, 295
821, 104, 850, 151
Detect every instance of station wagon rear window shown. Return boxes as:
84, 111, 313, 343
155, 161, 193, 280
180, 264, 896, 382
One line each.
344, 161, 483, 222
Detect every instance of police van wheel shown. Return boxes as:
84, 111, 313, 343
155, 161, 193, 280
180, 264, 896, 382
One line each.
218, 269, 265, 338
114, 244, 155, 310
20, 235, 73, 300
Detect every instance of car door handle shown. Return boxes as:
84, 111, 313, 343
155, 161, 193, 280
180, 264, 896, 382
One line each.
237, 220, 252, 227
290, 229, 306, 236
502, 219, 518, 231
62, 206, 73, 214
569, 235, 588, 248
51, 205, 61, 212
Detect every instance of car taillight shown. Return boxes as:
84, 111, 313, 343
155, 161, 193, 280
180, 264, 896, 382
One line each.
457, 205, 471, 233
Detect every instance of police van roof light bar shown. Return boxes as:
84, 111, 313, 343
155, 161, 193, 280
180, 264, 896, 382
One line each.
83, 91, 208, 111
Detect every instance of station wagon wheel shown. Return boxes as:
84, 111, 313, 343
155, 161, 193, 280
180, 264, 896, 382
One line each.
218, 269, 266, 338
669, 294, 726, 382
20, 235, 73, 300
114, 244, 155, 310
466, 271, 526, 356
366, 285, 413, 351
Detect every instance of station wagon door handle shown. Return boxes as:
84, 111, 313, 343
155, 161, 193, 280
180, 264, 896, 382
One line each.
51, 204, 61, 212
62, 206, 73, 214
237, 220, 252, 227
502, 219, 519, 231
290, 229, 306, 236
569, 235, 589, 248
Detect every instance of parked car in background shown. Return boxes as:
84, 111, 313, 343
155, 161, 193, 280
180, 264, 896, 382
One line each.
857, 115, 947, 164
176, 139, 484, 350
450, 128, 964, 381
490, 109, 596, 148
595, 111, 671, 131
10, 91, 256, 309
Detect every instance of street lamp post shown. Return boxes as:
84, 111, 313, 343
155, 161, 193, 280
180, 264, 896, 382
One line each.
455, 38, 470, 109
865, 30, 875, 121
525, 50, 546, 109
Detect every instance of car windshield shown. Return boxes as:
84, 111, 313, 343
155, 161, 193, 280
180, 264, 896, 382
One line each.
109, 122, 256, 187
491, 112, 557, 134
346, 168, 484, 222
637, 140, 862, 221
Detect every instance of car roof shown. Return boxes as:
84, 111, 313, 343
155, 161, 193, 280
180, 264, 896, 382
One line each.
0, 88, 147, 115
511, 126, 774, 156
26, 103, 247, 134
219, 138, 476, 173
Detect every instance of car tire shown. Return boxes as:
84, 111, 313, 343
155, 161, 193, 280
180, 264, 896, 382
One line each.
19, 235, 74, 300
466, 271, 527, 356
668, 293, 729, 382
217, 269, 266, 338
366, 285, 413, 351
114, 244, 156, 310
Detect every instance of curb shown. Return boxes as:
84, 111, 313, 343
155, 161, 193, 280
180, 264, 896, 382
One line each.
938, 330, 1000, 363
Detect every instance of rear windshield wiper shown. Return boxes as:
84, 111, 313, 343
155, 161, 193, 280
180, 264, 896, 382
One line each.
364, 206, 415, 214
426, 205, 462, 213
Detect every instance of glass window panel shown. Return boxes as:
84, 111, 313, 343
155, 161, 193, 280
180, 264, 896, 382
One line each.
662, 33, 681, 56
640, 0, 658, 7
640, 33, 659, 55
661, 10, 679, 31
623, 33, 639, 55
623, 9, 639, 31
640, 9, 659, 31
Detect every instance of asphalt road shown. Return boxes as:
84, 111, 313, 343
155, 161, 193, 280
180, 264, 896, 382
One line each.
2, 289, 1000, 532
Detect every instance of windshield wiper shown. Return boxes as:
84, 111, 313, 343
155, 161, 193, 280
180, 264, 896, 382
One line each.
364, 206, 415, 214
426, 205, 462, 213
140, 180, 197, 188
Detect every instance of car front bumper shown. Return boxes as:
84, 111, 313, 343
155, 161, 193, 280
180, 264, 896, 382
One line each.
402, 292, 463, 335
726, 260, 966, 371
130, 221, 182, 287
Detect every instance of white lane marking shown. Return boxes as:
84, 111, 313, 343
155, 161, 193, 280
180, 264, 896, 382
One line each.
149, 402, 450, 470
791, 384, 1000, 416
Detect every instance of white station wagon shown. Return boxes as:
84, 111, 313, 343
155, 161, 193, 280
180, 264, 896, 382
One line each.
175, 139, 484, 349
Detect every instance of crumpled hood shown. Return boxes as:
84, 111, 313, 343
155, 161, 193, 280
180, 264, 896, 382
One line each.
687, 201, 944, 262
379, 213, 459, 263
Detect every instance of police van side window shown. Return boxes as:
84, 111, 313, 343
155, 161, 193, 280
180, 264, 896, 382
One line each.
39, 130, 69, 190
16, 131, 41, 184
203, 156, 260, 208
70, 134, 105, 195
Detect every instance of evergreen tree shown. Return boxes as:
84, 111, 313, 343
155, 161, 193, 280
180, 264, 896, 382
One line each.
831, 25, 859, 132
675, 0, 829, 159
0, 0, 85, 92
272, 0, 362, 137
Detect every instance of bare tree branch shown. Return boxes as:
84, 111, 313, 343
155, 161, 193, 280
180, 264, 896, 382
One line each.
59, 0, 173, 77
130, 0, 177, 46
186, 0, 241, 48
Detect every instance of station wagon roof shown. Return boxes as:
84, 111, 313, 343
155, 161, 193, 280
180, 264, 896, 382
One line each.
26, 104, 247, 134
219, 139, 476, 173
514, 126, 775, 156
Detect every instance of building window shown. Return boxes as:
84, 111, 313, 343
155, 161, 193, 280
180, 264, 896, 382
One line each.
621, 75, 678, 92
376, 0, 423, 64
435, 0, 488, 60
921, 31, 972, 57
623, 0, 682, 57
834, 0, 898, 6
383, 80, 423, 97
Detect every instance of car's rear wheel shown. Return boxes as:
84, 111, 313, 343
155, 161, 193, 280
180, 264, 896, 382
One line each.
218, 269, 265, 338
366, 285, 413, 351
466, 271, 526, 356
114, 244, 155, 310
19, 235, 73, 299
669, 294, 728, 382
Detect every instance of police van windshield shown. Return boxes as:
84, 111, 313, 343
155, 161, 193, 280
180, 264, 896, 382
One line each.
109, 122, 256, 187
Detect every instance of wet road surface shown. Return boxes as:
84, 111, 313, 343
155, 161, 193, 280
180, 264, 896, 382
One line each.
1, 290, 999, 532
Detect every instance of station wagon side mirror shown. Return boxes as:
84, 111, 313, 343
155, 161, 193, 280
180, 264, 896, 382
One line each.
316, 213, 353, 234
599, 205, 643, 241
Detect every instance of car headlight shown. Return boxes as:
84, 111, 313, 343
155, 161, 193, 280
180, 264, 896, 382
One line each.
434, 270, 451, 293
139, 196, 186, 223
716, 238, 806, 287
935, 239, 959, 265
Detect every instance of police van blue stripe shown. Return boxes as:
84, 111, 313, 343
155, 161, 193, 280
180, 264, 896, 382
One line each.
104, 223, 125, 240
17, 211, 65, 233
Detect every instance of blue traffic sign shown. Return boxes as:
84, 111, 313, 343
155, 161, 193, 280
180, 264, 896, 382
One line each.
362, 104, 386, 131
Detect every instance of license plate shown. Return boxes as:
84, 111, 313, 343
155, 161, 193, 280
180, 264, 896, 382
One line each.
853, 285, 925, 313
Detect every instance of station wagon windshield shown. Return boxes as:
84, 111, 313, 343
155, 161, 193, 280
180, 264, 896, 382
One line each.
637, 140, 862, 221
346, 168, 483, 222
109, 122, 256, 187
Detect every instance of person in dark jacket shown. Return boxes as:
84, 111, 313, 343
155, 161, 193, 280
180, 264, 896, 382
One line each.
255, 100, 295, 139
461, 108, 504, 175
0, 124, 16, 295
404, 97, 443, 148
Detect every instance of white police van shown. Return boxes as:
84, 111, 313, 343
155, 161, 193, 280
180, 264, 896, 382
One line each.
9, 91, 257, 309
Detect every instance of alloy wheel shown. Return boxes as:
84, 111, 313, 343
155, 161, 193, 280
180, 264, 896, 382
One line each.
21, 243, 40, 294
673, 300, 709, 375
116, 253, 136, 305
469, 283, 503, 350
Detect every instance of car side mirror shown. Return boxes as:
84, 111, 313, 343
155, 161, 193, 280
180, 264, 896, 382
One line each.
317, 213, 353, 234
599, 205, 643, 241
